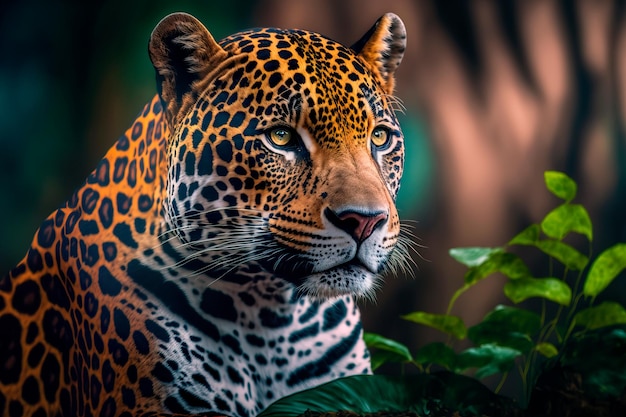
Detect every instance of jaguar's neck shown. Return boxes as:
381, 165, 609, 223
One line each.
104, 94, 170, 244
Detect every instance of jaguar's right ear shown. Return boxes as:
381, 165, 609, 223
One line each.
149, 13, 228, 123
351, 13, 406, 95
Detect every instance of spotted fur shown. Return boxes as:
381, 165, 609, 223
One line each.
0, 12, 408, 417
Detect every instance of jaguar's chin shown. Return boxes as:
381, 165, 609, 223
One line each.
257, 249, 384, 300
296, 264, 382, 301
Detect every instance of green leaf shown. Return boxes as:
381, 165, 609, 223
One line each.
258, 375, 428, 416
544, 171, 577, 202
534, 342, 558, 358
535, 240, 589, 270
508, 224, 541, 246
456, 344, 522, 379
369, 350, 406, 371
496, 253, 533, 280
483, 305, 542, 334
402, 312, 467, 339
464, 252, 531, 285
447, 253, 531, 313
541, 203, 593, 241
573, 302, 626, 331
415, 342, 457, 370
468, 306, 541, 353
260, 373, 519, 416
469, 324, 533, 353
583, 243, 626, 297
509, 225, 589, 270
504, 277, 572, 306
449, 247, 503, 267
363, 332, 413, 370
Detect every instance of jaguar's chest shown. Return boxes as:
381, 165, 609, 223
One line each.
122, 268, 370, 416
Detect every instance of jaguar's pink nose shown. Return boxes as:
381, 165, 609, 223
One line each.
326, 208, 388, 243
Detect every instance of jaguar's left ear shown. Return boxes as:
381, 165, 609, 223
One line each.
149, 12, 229, 123
351, 13, 406, 94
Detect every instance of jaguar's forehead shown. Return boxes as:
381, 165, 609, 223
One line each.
219, 27, 349, 59
205, 28, 395, 139
218, 27, 381, 92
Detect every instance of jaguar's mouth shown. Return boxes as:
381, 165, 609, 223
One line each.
266, 253, 373, 279
256, 245, 381, 299
327, 258, 375, 274
296, 262, 381, 300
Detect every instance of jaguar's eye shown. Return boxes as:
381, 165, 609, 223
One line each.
268, 127, 294, 147
371, 126, 390, 148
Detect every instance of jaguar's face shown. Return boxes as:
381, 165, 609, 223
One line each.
151, 14, 407, 299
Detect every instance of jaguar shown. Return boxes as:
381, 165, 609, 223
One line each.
0, 11, 409, 417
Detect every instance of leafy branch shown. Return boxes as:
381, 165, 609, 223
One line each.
365, 171, 626, 406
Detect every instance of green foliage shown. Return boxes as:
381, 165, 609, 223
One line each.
556, 326, 626, 399
544, 171, 577, 202
456, 344, 522, 379
449, 247, 503, 267
533, 342, 558, 358
415, 342, 457, 369
259, 373, 518, 417
364, 171, 626, 410
504, 277, 572, 306
468, 306, 541, 353
583, 244, 626, 297
534, 240, 589, 270
362, 332, 413, 371
541, 204, 593, 241
573, 301, 626, 330
401, 311, 467, 339
259, 375, 428, 416
541, 171, 592, 241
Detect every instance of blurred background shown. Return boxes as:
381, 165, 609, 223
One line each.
2, 0, 626, 392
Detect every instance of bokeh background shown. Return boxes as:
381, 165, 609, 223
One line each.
2, 0, 626, 393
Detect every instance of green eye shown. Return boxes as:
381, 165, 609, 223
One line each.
371, 126, 390, 148
268, 127, 293, 147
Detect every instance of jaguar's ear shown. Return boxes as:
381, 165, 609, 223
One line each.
351, 13, 406, 94
149, 12, 228, 122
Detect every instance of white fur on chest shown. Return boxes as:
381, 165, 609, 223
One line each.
141, 277, 371, 417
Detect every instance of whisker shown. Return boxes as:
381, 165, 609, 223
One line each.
165, 206, 266, 222
383, 93, 406, 114
159, 222, 267, 241
398, 229, 425, 245
380, 222, 426, 279
171, 233, 267, 250
171, 235, 276, 267
198, 248, 283, 283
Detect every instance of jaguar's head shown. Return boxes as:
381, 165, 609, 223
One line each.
149, 12, 410, 300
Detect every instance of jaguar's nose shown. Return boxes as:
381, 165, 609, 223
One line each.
324, 208, 388, 243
